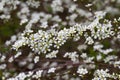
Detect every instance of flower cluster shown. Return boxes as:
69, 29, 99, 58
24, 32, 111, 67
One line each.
0, 0, 120, 80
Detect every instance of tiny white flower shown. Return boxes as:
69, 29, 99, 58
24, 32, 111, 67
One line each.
34, 56, 39, 63
77, 67, 88, 76
48, 67, 56, 73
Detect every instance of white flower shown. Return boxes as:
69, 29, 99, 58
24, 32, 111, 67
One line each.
64, 52, 79, 62
94, 69, 111, 79
34, 56, 39, 63
100, 48, 113, 55
16, 72, 27, 80
114, 60, 120, 68
46, 50, 58, 59
14, 51, 22, 58
95, 11, 106, 19
20, 18, 28, 25
0, 55, 6, 62
93, 43, 103, 50
92, 77, 101, 80
77, 67, 88, 76
73, 0, 77, 2
41, 21, 48, 28
85, 4, 93, 7
26, 0, 40, 8
84, 57, 94, 63
77, 44, 87, 51
12, 39, 26, 50
8, 57, 14, 63
5, 40, 11, 46
0, 1, 5, 11
96, 54, 102, 61
48, 67, 56, 73
68, 4, 77, 13
85, 36, 94, 45
80, 53, 87, 59
104, 55, 117, 63
32, 70, 43, 78
51, 0, 63, 13
0, 64, 6, 70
